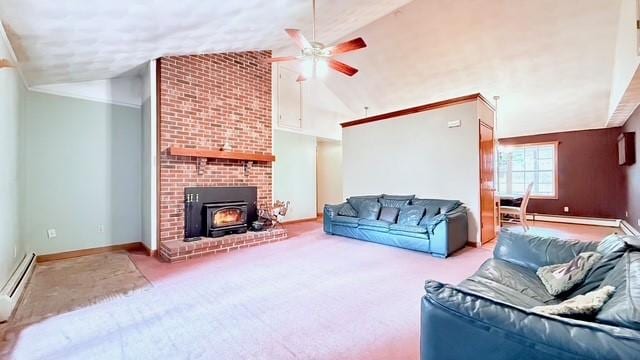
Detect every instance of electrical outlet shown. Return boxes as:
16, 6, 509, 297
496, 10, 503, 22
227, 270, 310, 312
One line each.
97, 224, 104, 233
13, 245, 16, 258
563, 206, 569, 213
626, 211, 629, 217
47, 228, 57, 239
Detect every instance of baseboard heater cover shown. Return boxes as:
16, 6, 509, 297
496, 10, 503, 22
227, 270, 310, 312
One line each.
524, 214, 620, 228
0, 252, 36, 322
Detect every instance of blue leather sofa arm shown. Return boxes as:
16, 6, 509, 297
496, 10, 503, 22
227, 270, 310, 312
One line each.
421, 280, 640, 360
323, 203, 344, 234
493, 230, 598, 271
428, 208, 468, 258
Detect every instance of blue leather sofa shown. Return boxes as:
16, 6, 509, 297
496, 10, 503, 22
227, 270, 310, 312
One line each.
323, 194, 468, 258
421, 230, 640, 360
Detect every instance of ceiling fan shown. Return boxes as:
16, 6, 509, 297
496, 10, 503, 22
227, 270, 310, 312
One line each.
266, 0, 367, 81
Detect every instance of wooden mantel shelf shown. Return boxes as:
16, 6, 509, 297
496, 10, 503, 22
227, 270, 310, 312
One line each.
168, 147, 276, 162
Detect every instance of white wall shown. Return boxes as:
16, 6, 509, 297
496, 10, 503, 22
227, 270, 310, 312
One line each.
342, 101, 480, 243
273, 130, 317, 222
273, 64, 355, 140
22, 91, 143, 255
140, 61, 157, 251
316, 141, 343, 213
0, 27, 26, 286
609, 0, 640, 118
30, 77, 143, 109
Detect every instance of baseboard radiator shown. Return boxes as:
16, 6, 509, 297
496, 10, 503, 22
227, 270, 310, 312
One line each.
0, 252, 36, 322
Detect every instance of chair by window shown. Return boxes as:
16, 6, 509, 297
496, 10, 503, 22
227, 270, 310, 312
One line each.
500, 182, 533, 231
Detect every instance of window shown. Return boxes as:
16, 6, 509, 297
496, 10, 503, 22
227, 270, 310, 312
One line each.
498, 142, 557, 198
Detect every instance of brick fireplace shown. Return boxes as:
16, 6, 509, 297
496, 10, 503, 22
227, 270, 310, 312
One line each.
157, 51, 287, 262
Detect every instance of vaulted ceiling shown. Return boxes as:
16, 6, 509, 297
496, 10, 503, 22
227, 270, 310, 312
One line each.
311, 0, 621, 137
1, 0, 624, 137
0, 0, 412, 84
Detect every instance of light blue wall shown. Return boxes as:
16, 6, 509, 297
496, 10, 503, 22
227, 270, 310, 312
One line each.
22, 91, 142, 255
0, 52, 26, 286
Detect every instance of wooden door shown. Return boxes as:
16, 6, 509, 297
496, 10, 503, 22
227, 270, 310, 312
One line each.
479, 122, 496, 243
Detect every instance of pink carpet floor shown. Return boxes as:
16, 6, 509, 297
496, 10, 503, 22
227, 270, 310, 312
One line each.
9, 222, 492, 359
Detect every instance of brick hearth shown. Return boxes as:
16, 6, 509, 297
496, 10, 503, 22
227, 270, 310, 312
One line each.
157, 50, 285, 262
160, 229, 288, 263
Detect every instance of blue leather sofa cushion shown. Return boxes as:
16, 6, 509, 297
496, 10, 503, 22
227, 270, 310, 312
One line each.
493, 230, 597, 272
390, 224, 427, 233
382, 194, 415, 201
418, 206, 441, 226
332, 215, 360, 227
347, 195, 381, 212
458, 259, 557, 307
596, 251, 640, 330
398, 205, 425, 226
378, 207, 399, 223
356, 199, 381, 220
390, 230, 429, 240
379, 198, 410, 208
567, 234, 632, 297
412, 198, 462, 213
337, 203, 358, 217
358, 218, 391, 231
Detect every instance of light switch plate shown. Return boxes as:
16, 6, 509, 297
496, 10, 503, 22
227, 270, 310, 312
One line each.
47, 228, 57, 239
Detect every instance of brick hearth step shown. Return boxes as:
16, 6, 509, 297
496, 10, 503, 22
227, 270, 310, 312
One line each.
160, 229, 288, 262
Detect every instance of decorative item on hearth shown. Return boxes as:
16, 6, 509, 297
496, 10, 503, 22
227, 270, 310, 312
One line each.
258, 200, 290, 229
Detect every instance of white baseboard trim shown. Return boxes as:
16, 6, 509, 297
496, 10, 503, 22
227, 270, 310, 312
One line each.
0, 253, 36, 322
620, 220, 640, 236
523, 214, 621, 228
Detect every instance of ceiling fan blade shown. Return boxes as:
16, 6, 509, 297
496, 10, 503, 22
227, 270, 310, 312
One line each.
328, 59, 358, 77
327, 37, 367, 55
264, 55, 301, 63
285, 29, 312, 49
296, 74, 307, 82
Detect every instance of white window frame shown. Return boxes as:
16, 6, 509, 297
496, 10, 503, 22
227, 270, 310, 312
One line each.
498, 141, 558, 199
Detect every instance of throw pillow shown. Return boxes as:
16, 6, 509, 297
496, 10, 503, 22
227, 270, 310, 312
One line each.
356, 199, 381, 220
378, 207, 400, 223
397, 205, 426, 226
338, 203, 358, 217
418, 206, 441, 226
347, 195, 381, 211
567, 233, 631, 297
531, 286, 615, 316
379, 198, 410, 208
412, 199, 462, 213
537, 252, 603, 296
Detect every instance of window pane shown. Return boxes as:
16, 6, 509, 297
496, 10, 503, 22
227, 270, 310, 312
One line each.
512, 182, 525, 194
538, 146, 554, 159
512, 171, 525, 184
538, 171, 553, 184
538, 183, 553, 194
538, 158, 553, 171
524, 172, 534, 185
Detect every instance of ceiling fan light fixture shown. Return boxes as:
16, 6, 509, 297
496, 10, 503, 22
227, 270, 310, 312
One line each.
268, 0, 367, 81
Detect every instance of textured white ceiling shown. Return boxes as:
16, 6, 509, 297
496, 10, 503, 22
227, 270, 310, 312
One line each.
0, 0, 412, 85
315, 0, 621, 137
